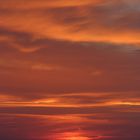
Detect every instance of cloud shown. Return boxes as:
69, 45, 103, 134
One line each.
0, 0, 140, 44
0, 1, 140, 140
0, 36, 140, 100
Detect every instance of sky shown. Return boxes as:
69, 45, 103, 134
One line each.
0, 0, 140, 140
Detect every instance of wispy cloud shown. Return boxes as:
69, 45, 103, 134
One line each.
0, 0, 140, 140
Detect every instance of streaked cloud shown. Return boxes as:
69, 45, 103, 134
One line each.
0, 0, 140, 44
0, 0, 140, 140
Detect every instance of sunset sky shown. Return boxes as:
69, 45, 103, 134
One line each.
0, 0, 140, 140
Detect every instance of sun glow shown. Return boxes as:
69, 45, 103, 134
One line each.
57, 132, 91, 140
65, 136, 89, 140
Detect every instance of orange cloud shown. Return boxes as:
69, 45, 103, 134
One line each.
0, 0, 140, 44
0, 1, 140, 140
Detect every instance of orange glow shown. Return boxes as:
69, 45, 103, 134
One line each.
0, 94, 140, 108
64, 136, 89, 140
110, 101, 140, 106
34, 98, 58, 104
56, 132, 92, 140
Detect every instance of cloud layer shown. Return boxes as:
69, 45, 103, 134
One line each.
0, 0, 140, 140
0, 0, 140, 43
